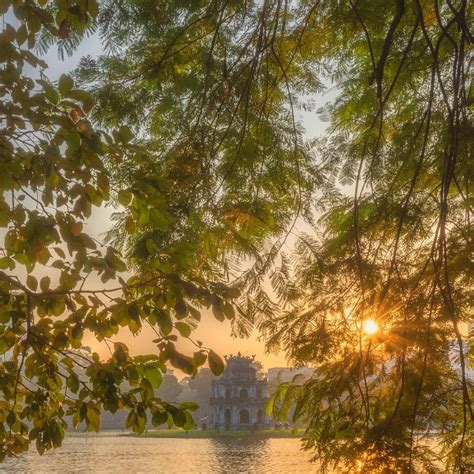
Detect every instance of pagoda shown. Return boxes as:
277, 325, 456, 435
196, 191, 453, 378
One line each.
209, 353, 269, 429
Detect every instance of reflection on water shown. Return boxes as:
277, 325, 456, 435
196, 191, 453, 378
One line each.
210, 437, 267, 472
1, 432, 318, 473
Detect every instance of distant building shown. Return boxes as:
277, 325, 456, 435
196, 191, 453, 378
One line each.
209, 354, 270, 429
267, 367, 315, 384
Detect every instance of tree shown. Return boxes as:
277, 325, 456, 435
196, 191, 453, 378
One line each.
157, 372, 184, 405
251, 360, 265, 379
187, 368, 214, 398
1, 0, 307, 460
74, 0, 471, 471
253, 2, 471, 472
184, 368, 216, 422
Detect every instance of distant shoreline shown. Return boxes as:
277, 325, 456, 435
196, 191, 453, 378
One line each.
128, 429, 304, 439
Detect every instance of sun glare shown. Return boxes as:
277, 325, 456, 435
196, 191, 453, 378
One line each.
362, 319, 379, 335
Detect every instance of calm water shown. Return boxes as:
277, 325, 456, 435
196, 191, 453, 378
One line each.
1, 432, 318, 473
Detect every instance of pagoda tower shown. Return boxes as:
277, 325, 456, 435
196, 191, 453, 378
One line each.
209, 354, 270, 429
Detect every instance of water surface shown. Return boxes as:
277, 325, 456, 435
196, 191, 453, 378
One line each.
1, 432, 318, 473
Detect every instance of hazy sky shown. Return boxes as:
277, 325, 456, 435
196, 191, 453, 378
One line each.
28, 32, 334, 374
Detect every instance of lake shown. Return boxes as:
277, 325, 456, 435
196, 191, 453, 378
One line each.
1, 432, 318, 473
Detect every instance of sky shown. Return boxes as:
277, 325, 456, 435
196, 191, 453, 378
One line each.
17, 30, 334, 375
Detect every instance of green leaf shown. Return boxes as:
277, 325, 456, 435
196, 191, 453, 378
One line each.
222, 302, 235, 320
52, 299, 66, 316
40, 276, 51, 291
225, 287, 241, 299
0, 258, 8, 270
67, 89, 92, 104
212, 301, 224, 322
0, 0, 10, 14
188, 305, 201, 321
114, 342, 129, 362
87, 0, 99, 16
0, 337, 9, 354
26, 275, 38, 291
193, 351, 207, 366
265, 392, 277, 416
208, 350, 224, 376
118, 125, 133, 144
171, 409, 187, 428
58, 74, 74, 95
118, 190, 132, 206
137, 206, 150, 226
78, 233, 97, 250
39, 80, 59, 105
175, 322, 191, 338
170, 352, 195, 375
183, 411, 195, 430
155, 310, 172, 336
67, 374, 80, 393
16, 24, 28, 46
36, 437, 45, 456
86, 406, 100, 433
174, 299, 188, 319
145, 238, 156, 255
179, 401, 199, 411
150, 209, 170, 231
54, 247, 66, 259
152, 410, 168, 427
144, 365, 162, 389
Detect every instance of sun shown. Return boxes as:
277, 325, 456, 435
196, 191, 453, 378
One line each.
362, 319, 379, 335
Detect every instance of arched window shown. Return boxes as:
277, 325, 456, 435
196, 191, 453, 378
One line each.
239, 388, 248, 400
225, 388, 231, 399
257, 409, 264, 424
239, 409, 250, 424
256, 389, 262, 399
224, 409, 231, 429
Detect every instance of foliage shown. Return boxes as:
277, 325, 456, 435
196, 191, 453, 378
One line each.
82, 0, 471, 471
250, 1, 471, 472
157, 372, 184, 405
179, 368, 217, 422
0, 0, 299, 460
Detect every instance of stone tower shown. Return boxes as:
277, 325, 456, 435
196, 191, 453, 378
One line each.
209, 354, 269, 429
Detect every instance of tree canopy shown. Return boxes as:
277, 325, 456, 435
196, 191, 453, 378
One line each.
1, 0, 472, 472
0, 0, 273, 459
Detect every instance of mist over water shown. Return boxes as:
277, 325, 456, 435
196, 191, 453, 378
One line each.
2, 432, 317, 473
